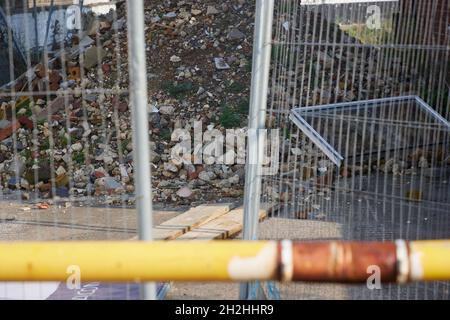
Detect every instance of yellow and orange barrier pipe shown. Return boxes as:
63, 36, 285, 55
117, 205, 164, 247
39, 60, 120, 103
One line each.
0, 240, 448, 283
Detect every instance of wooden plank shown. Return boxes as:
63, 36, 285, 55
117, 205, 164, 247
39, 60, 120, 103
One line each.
177, 205, 271, 241
151, 203, 233, 240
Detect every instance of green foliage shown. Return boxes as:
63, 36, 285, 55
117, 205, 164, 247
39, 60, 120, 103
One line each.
219, 105, 242, 129
245, 59, 252, 73
120, 139, 130, 154
271, 44, 282, 61
40, 139, 50, 151
15, 98, 32, 117
70, 132, 82, 142
60, 135, 69, 148
160, 128, 172, 142
420, 87, 449, 112
236, 98, 250, 115
339, 21, 392, 45
218, 97, 250, 128
271, 44, 298, 68
226, 80, 245, 93
21, 148, 33, 167
283, 127, 291, 140
72, 151, 85, 164
162, 81, 194, 99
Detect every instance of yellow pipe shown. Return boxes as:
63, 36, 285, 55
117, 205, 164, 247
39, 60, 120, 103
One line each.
0, 240, 449, 283
0, 241, 278, 282
409, 240, 450, 281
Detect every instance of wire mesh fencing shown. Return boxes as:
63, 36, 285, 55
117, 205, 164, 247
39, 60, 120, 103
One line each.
1, 1, 142, 239
0, 0, 169, 300
0, 0, 449, 301
260, 0, 450, 299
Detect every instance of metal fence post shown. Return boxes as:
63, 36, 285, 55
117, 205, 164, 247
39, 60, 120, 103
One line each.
239, 0, 275, 300
127, 0, 156, 300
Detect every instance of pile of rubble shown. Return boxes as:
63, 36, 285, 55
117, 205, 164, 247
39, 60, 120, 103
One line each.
1, 1, 442, 208
0, 0, 254, 205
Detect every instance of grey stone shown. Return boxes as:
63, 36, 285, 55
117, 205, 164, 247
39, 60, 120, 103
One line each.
176, 186, 193, 198
228, 28, 245, 40
159, 105, 175, 115
71, 142, 83, 152
112, 18, 126, 30
198, 171, 216, 182
170, 55, 181, 63
163, 12, 177, 19
164, 162, 179, 173
0, 120, 11, 129
206, 6, 219, 15
98, 177, 124, 193
7, 155, 25, 176
84, 46, 107, 69
214, 57, 230, 70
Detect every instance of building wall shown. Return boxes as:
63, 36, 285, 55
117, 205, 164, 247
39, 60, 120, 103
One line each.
1, 0, 74, 12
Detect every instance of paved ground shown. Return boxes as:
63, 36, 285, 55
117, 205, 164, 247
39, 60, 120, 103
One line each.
257, 170, 450, 300
0, 201, 181, 241
1, 169, 449, 300
169, 171, 450, 300
167, 218, 345, 300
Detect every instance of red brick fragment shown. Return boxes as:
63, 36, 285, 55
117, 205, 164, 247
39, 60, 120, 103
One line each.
17, 116, 34, 130
0, 121, 21, 141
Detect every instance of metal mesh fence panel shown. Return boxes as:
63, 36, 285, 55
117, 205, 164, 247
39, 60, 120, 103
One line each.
0, 0, 449, 301
260, 0, 450, 300
0, 0, 164, 300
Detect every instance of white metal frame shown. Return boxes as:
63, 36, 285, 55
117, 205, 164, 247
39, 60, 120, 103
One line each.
290, 95, 450, 167
240, 0, 275, 300
127, 0, 156, 300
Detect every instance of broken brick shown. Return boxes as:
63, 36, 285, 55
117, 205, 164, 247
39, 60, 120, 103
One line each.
67, 66, 81, 81
17, 116, 34, 130
101, 63, 111, 74
49, 70, 62, 91
93, 170, 106, 179
35, 63, 46, 78
36, 202, 50, 210
0, 121, 21, 141
117, 102, 128, 113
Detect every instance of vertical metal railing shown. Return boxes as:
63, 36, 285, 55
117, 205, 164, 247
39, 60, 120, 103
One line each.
240, 0, 275, 300
126, 0, 156, 300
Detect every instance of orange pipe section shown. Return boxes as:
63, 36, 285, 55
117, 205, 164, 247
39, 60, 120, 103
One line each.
291, 241, 398, 282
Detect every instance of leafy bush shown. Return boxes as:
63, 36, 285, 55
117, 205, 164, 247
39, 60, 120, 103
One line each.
219, 106, 242, 129
226, 80, 245, 93
72, 151, 85, 164
162, 81, 194, 99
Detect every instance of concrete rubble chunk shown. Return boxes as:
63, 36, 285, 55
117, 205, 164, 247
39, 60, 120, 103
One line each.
159, 105, 175, 115
176, 186, 193, 198
191, 9, 202, 16
206, 6, 220, 15
228, 28, 245, 40
170, 55, 182, 63
83, 46, 107, 70
163, 12, 177, 19
0, 121, 20, 142
37, 96, 74, 121
78, 35, 95, 49
214, 57, 230, 70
